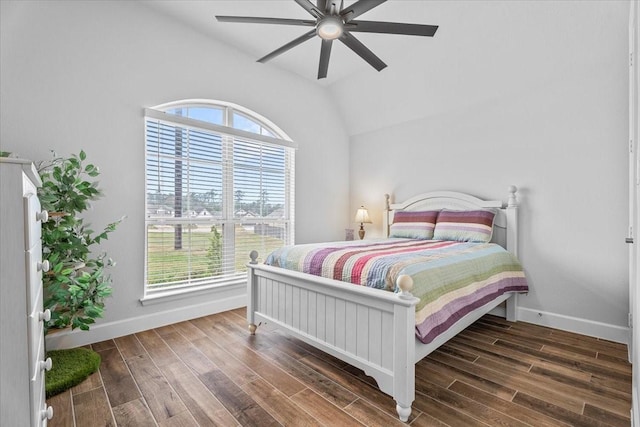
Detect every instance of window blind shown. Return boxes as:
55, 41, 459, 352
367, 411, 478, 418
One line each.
144, 105, 294, 296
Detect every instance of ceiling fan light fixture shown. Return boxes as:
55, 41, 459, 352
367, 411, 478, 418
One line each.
316, 16, 343, 40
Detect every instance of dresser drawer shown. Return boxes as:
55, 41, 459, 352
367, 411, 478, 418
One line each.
30, 329, 52, 427
23, 193, 44, 251
30, 359, 48, 427
28, 285, 46, 377
25, 244, 46, 309
29, 314, 45, 380
29, 313, 53, 426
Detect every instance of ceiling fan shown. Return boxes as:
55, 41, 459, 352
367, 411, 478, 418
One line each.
216, 0, 438, 79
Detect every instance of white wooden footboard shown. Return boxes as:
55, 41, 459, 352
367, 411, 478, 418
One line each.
247, 251, 419, 421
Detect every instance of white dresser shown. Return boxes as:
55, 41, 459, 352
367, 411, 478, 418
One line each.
0, 158, 54, 427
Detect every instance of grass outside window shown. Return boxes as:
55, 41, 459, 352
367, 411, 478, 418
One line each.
146, 225, 284, 289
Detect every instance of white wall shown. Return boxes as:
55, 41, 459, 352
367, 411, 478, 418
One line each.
0, 0, 350, 346
339, 1, 630, 340
0, 0, 631, 345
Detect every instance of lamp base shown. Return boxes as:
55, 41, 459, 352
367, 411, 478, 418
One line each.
359, 225, 365, 240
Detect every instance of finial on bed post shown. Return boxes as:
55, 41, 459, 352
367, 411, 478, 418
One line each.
249, 250, 259, 265
507, 185, 518, 207
396, 275, 414, 299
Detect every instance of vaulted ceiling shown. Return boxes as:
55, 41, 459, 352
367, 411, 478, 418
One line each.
140, 1, 626, 136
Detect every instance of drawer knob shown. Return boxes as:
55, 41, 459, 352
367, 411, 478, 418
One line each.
39, 309, 52, 322
41, 405, 54, 420
36, 210, 49, 223
37, 260, 50, 272
40, 357, 53, 372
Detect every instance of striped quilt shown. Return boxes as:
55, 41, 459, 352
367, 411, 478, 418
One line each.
264, 238, 528, 344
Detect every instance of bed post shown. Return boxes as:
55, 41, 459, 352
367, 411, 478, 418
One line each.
394, 275, 416, 422
384, 193, 391, 237
247, 250, 258, 335
506, 185, 519, 257
505, 185, 519, 322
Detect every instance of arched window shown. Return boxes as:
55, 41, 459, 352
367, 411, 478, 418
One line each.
144, 100, 296, 299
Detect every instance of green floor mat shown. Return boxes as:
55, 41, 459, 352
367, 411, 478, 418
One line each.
45, 347, 101, 398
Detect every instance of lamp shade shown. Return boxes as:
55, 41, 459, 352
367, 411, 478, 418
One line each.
354, 206, 372, 224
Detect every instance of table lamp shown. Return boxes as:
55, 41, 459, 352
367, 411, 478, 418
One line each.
354, 206, 372, 240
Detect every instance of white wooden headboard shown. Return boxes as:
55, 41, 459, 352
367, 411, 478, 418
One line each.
383, 186, 519, 256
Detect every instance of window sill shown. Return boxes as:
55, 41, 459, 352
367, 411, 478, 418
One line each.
140, 278, 246, 306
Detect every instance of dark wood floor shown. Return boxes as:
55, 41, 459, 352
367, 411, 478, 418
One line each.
48, 308, 631, 426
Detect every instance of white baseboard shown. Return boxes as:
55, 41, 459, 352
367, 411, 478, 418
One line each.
516, 307, 629, 344
45, 294, 246, 350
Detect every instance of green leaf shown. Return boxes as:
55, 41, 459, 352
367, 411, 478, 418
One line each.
57, 275, 71, 284
52, 262, 64, 274
84, 306, 103, 318
98, 287, 113, 298
79, 150, 86, 161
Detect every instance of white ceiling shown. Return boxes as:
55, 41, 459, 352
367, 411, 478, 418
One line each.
139, 0, 628, 136
140, 0, 445, 87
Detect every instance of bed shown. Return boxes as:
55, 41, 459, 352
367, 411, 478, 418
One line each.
246, 186, 527, 422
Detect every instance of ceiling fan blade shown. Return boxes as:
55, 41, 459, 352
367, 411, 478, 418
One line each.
339, 31, 386, 71
340, 0, 386, 22
347, 20, 438, 37
317, 0, 328, 13
257, 29, 317, 63
216, 15, 316, 27
294, 0, 324, 19
318, 39, 333, 79
216, 16, 316, 27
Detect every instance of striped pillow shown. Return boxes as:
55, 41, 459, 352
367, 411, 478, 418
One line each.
433, 209, 496, 243
389, 210, 439, 240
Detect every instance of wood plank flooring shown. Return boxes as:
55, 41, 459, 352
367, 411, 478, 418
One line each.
48, 308, 631, 426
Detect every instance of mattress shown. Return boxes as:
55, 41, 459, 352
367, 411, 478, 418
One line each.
265, 238, 528, 344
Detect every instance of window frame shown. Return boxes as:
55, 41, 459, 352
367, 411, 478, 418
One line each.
141, 100, 296, 304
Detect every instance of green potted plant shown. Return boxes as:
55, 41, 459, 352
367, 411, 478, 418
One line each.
37, 150, 124, 332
